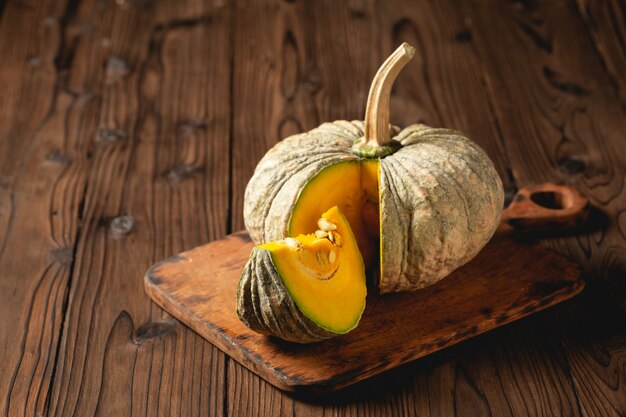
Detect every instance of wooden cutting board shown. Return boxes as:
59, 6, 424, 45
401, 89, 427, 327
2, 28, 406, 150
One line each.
144, 184, 587, 393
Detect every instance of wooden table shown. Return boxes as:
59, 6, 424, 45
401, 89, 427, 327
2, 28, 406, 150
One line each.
1, 0, 625, 415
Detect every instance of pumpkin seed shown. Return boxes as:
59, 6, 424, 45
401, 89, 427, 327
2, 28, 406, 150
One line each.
285, 237, 301, 249
315, 230, 328, 239
328, 250, 336, 263
316, 251, 324, 264
327, 231, 334, 243
333, 233, 343, 247
317, 218, 337, 232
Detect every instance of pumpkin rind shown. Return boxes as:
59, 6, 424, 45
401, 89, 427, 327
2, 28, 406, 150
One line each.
243, 121, 504, 293
244, 121, 367, 243
378, 125, 504, 292
237, 248, 336, 343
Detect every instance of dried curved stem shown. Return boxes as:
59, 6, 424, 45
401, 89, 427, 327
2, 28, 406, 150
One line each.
363, 43, 415, 147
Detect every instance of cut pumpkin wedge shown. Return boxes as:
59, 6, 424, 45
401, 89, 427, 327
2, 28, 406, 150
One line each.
237, 206, 366, 342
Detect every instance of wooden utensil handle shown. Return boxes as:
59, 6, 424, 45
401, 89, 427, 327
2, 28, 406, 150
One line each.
501, 183, 589, 231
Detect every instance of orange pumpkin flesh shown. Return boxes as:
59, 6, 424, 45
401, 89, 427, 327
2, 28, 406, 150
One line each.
288, 160, 380, 267
237, 206, 367, 340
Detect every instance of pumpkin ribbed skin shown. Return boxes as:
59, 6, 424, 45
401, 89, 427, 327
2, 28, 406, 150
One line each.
378, 125, 503, 292
244, 121, 504, 293
237, 247, 336, 343
244, 121, 368, 242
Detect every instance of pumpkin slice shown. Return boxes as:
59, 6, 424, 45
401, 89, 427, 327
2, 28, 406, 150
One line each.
237, 206, 366, 343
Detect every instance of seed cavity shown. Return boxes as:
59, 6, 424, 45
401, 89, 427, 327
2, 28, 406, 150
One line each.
302, 249, 339, 281
317, 218, 337, 232
314, 223, 343, 247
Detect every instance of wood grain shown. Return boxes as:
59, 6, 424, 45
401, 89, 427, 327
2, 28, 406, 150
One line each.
44, 1, 232, 416
556, 282, 626, 417
0, 0, 625, 415
576, 0, 626, 109
460, 0, 626, 293
454, 2, 626, 415
146, 227, 584, 393
0, 0, 102, 415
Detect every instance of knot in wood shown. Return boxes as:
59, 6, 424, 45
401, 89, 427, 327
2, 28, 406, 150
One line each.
50, 247, 73, 266
301, 73, 322, 93
105, 56, 130, 84
45, 149, 72, 165
27, 56, 42, 67
133, 320, 176, 344
110, 215, 135, 236
454, 29, 472, 43
177, 119, 207, 136
557, 156, 587, 175
98, 128, 128, 143
167, 165, 199, 183
43, 16, 58, 26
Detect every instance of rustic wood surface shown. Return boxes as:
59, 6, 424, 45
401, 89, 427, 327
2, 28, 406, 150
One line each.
145, 224, 584, 393
0, 0, 624, 415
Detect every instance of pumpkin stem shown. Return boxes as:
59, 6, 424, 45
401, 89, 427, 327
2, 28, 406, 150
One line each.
352, 43, 415, 158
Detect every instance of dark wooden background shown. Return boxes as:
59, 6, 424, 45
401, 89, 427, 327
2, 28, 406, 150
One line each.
1, 0, 625, 415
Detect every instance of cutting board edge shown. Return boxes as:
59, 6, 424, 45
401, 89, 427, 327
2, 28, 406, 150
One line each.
144, 246, 586, 394
145, 258, 311, 392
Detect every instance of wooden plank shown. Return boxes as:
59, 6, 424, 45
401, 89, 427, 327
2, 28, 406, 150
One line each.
555, 283, 626, 417
460, 0, 626, 284
146, 227, 584, 393
0, 0, 110, 415
574, 0, 626, 309
45, 1, 232, 416
576, 0, 626, 109
456, 1, 626, 415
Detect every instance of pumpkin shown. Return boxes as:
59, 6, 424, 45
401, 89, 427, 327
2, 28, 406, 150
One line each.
237, 206, 366, 343
243, 42, 504, 294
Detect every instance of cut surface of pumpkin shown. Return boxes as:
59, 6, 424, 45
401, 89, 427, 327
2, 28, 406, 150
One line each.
237, 206, 366, 341
289, 160, 380, 266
